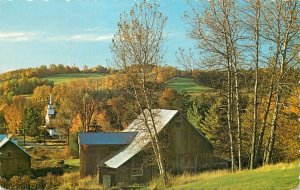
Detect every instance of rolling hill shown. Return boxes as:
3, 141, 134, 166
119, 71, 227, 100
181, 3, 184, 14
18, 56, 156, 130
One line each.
44, 73, 108, 84
165, 77, 212, 94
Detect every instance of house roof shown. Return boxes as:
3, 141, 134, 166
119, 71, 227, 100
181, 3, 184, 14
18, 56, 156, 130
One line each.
101, 109, 178, 169
0, 134, 7, 142
0, 186, 8, 190
78, 132, 138, 145
0, 137, 31, 157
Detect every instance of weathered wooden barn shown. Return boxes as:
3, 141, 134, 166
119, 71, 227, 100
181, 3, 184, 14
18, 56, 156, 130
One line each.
0, 137, 31, 178
78, 132, 137, 177
78, 109, 214, 186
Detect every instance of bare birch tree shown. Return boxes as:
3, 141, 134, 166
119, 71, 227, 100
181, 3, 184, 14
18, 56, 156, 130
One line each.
176, 48, 198, 75
111, 1, 168, 182
185, 0, 244, 171
262, 0, 299, 165
250, 0, 299, 166
242, 0, 262, 169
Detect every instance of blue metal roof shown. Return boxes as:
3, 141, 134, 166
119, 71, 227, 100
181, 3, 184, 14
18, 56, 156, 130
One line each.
0, 134, 7, 142
78, 132, 137, 145
0, 137, 31, 157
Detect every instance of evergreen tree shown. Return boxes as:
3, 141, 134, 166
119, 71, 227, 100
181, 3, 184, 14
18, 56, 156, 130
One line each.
69, 132, 79, 158
187, 94, 215, 128
21, 107, 41, 137
199, 99, 229, 158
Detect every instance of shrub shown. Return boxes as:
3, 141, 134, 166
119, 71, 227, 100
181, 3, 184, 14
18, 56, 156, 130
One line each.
29, 178, 39, 190
34, 177, 46, 190
20, 176, 31, 190
70, 133, 79, 158
63, 147, 72, 158
9, 176, 22, 190
58, 172, 80, 190
0, 172, 103, 190
32, 166, 64, 177
58, 172, 103, 190
44, 173, 61, 189
0, 178, 8, 189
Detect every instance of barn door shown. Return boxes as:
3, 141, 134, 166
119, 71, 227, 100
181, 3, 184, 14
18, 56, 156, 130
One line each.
103, 175, 111, 189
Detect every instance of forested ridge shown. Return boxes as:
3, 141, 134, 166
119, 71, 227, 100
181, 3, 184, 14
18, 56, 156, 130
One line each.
0, 63, 298, 168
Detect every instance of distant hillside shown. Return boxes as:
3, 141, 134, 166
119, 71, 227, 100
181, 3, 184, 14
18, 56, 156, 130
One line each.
165, 77, 212, 94
44, 73, 108, 84
0, 64, 110, 82
0, 64, 111, 96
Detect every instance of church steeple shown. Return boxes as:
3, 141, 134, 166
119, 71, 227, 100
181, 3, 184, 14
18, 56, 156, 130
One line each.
49, 94, 53, 105
45, 94, 55, 126
47, 94, 54, 115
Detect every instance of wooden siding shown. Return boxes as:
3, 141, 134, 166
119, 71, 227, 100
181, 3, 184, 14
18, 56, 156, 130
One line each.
171, 114, 213, 172
80, 144, 125, 177
0, 141, 31, 178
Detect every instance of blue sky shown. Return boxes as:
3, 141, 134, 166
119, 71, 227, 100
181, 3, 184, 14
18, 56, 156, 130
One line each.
0, 0, 197, 73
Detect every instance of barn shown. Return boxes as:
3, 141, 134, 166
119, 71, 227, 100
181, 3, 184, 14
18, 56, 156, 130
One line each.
0, 137, 31, 178
78, 109, 214, 186
78, 132, 137, 177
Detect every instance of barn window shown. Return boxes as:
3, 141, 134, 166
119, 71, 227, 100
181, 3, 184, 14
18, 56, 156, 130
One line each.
7, 151, 12, 158
131, 167, 143, 176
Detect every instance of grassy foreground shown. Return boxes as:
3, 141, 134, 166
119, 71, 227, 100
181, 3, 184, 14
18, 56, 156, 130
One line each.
165, 78, 211, 94
44, 73, 107, 83
160, 161, 300, 190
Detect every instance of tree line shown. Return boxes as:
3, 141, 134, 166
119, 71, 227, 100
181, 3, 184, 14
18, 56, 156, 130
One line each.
0, 64, 114, 82
192, 68, 299, 93
179, 0, 299, 171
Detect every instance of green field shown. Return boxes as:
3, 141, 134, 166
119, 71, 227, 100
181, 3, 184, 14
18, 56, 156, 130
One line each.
44, 73, 107, 84
164, 161, 299, 190
165, 78, 211, 94
63, 159, 80, 172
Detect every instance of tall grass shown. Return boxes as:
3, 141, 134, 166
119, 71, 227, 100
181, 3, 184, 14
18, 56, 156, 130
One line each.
58, 172, 103, 190
148, 160, 300, 190
148, 170, 229, 190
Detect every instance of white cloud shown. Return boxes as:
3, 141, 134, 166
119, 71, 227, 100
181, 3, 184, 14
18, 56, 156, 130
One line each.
0, 32, 35, 41
0, 31, 113, 42
70, 34, 113, 42
48, 34, 113, 42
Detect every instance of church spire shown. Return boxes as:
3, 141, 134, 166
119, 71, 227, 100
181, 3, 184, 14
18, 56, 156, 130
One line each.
47, 94, 54, 115
49, 94, 53, 105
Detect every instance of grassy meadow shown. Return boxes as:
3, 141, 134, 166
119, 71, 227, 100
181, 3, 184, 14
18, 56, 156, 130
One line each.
44, 73, 107, 84
165, 78, 211, 94
156, 160, 300, 190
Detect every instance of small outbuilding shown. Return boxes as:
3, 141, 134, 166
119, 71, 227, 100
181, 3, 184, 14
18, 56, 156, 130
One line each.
0, 137, 31, 178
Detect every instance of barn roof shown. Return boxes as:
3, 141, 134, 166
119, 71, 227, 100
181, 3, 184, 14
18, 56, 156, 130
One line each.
78, 132, 137, 145
0, 137, 31, 157
102, 109, 178, 169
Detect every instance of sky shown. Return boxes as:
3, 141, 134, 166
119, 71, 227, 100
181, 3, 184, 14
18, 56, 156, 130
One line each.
0, 0, 198, 73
